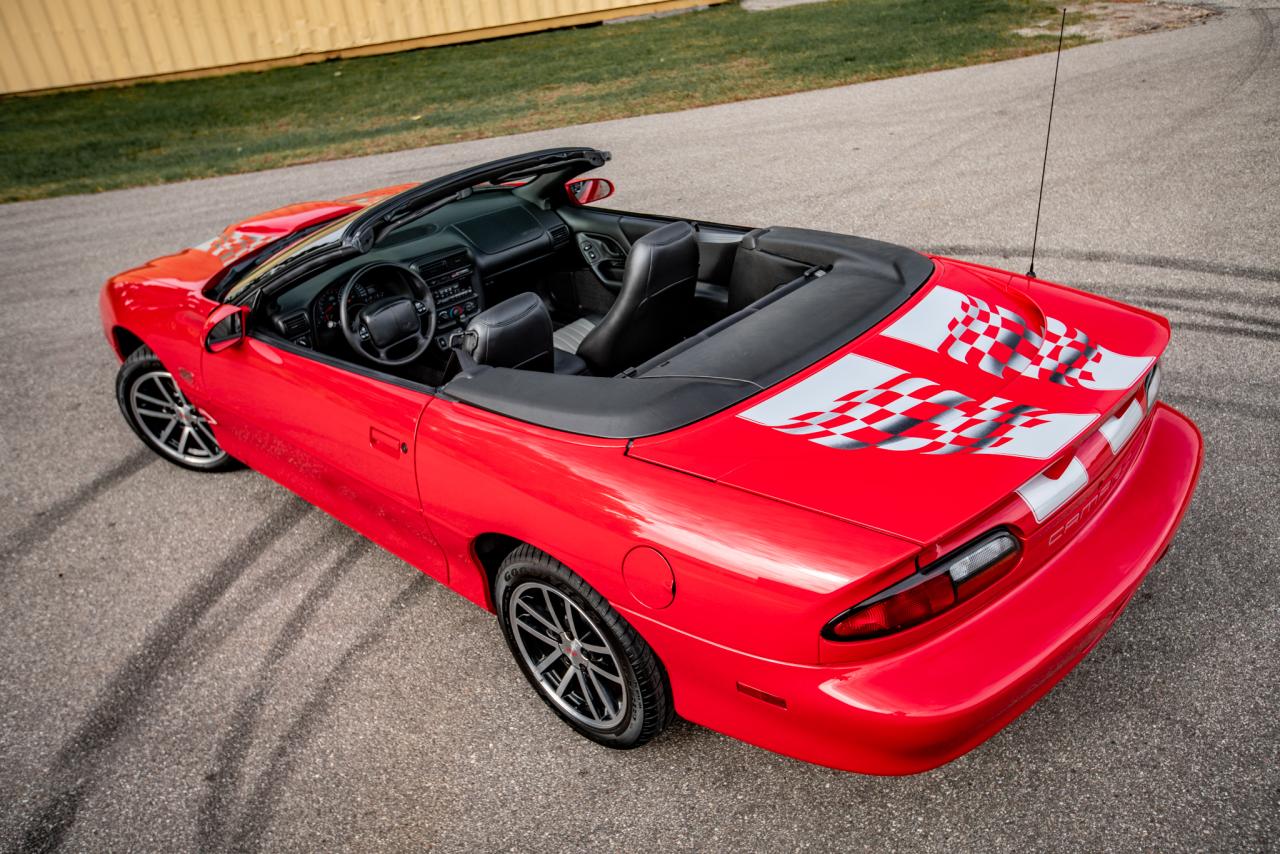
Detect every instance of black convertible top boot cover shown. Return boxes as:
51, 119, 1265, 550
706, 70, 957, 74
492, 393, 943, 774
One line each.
445, 227, 933, 438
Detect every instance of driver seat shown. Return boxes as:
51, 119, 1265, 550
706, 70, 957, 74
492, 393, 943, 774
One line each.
462, 292, 588, 375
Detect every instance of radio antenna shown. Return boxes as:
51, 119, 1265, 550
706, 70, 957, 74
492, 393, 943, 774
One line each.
1027, 7, 1067, 279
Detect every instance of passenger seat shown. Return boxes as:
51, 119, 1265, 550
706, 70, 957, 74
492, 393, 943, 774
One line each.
462, 292, 588, 375
552, 315, 602, 354
567, 221, 700, 376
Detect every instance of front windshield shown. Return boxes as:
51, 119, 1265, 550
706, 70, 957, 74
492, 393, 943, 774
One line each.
223, 210, 362, 302
220, 185, 518, 303
218, 147, 606, 303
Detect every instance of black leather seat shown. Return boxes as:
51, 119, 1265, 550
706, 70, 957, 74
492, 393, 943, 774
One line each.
574, 221, 699, 376
463, 292, 587, 374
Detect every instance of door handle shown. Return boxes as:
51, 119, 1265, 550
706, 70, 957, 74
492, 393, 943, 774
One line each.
369, 426, 406, 459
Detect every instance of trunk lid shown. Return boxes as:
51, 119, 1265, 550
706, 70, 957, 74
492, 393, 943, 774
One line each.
628, 258, 1168, 545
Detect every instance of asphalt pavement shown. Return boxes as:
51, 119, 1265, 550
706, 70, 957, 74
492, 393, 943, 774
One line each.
1, 3, 1277, 851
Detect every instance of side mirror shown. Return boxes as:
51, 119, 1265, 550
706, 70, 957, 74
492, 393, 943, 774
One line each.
204, 304, 247, 353
565, 177, 615, 206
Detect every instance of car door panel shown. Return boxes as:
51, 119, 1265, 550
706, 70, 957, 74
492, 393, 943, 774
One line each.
558, 207, 746, 291
200, 336, 448, 582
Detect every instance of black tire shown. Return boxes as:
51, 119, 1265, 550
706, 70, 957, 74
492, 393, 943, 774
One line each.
115, 345, 240, 472
494, 545, 674, 749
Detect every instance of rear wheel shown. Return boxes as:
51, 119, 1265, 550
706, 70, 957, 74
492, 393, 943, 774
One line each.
115, 346, 238, 472
494, 545, 673, 748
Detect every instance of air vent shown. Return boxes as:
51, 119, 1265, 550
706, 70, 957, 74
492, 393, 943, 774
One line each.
549, 224, 571, 248
276, 311, 309, 338
417, 249, 470, 276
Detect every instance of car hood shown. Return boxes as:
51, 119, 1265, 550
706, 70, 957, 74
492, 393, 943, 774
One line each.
627, 257, 1169, 545
107, 186, 415, 294
193, 185, 413, 269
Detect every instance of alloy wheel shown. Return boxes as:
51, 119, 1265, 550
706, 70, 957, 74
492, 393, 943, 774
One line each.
508, 581, 629, 730
128, 370, 227, 466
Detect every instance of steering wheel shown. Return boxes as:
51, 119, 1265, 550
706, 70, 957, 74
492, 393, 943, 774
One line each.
338, 262, 436, 367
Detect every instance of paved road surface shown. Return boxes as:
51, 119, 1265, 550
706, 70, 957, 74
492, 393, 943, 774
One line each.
1, 3, 1276, 851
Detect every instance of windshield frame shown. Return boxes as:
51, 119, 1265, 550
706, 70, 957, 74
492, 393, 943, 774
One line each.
218, 146, 609, 307
220, 210, 363, 303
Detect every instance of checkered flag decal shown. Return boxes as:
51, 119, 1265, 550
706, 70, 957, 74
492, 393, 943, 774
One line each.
883, 286, 1148, 390
776, 374, 1050, 455
1020, 317, 1100, 386
195, 230, 273, 265
941, 295, 1104, 387
943, 294, 1043, 375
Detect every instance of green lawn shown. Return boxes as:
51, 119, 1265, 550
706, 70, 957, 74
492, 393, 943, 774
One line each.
0, 0, 1078, 203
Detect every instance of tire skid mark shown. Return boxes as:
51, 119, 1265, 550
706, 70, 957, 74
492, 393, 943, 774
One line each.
928, 244, 1280, 284
196, 534, 373, 851
8, 498, 312, 854
1244, 8, 1276, 90
182, 517, 356, 668
859, 123, 998, 220
1165, 392, 1279, 423
1156, 7, 1275, 130
1132, 301, 1280, 334
0, 449, 154, 577
1171, 321, 1277, 343
927, 10, 1275, 233
1086, 283, 1274, 308
228, 578, 431, 853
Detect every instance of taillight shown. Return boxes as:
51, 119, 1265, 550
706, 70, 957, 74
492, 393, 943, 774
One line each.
1144, 362, 1161, 409
823, 530, 1020, 640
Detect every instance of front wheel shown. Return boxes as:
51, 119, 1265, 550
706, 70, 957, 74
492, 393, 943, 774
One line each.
495, 545, 673, 749
115, 346, 238, 472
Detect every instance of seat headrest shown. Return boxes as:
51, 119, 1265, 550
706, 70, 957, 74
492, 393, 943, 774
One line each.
463, 292, 553, 372
629, 220, 698, 301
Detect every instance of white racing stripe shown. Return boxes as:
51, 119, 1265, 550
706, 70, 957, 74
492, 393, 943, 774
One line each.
1016, 457, 1089, 522
974, 412, 1098, 459
1098, 397, 1144, 454
882, 285, 1153, 390
881, 287, 966, 350
739, 354, 1096, 459
739, 355, 903, 427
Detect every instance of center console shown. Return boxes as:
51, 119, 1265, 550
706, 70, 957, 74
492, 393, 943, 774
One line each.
411, 247, 483, 349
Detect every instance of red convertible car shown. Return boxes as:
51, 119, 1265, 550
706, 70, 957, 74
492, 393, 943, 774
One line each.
100, 147, 1202, 774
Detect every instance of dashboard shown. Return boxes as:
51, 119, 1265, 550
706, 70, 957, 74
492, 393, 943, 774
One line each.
266, 190, 574, 356
305, 248, 478, 351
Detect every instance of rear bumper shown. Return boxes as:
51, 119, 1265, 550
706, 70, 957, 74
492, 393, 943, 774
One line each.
627, 403, 1203, 774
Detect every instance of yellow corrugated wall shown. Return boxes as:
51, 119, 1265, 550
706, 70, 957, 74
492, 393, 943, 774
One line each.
0, 0, 719, 94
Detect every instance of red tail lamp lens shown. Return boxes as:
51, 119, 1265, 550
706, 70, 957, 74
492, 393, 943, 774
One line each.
829, 573, 956, 639
825, 530, 1020, 641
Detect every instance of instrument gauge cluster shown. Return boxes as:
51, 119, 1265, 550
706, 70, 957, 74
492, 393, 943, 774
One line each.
313, 280, 386, 331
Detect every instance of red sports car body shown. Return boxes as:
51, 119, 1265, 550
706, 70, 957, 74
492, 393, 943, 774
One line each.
100, 148, 1202, 774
